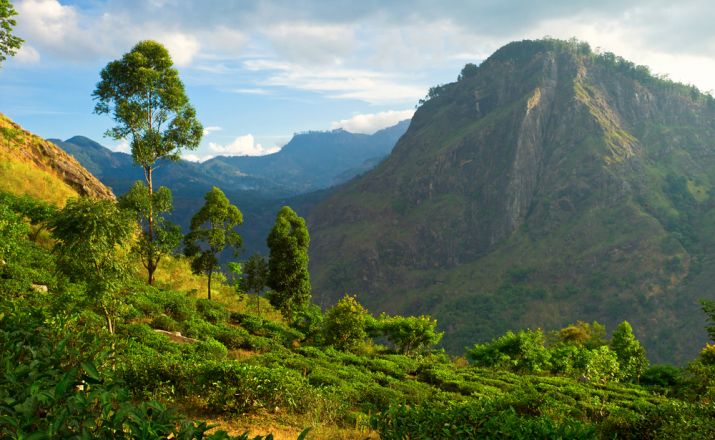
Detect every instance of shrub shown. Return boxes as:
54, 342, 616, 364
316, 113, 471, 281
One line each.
468, 329, 551, 373
151, 314, 180, 332
196, 298, 230, 323
197, 361, 312, 414
375, 314, 443, 355
323, 295, 368, 352
182, 318, 219, 340
214, 325, 249, 349
193, 338, 228, 361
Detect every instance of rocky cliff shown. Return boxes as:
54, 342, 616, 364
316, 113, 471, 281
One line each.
308, 39, 715, 363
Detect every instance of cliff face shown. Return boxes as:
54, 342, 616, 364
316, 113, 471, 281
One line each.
0, 113, 114, 204
308, 40, 715, 363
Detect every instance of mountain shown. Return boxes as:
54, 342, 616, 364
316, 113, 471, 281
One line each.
0, 113, 113, 205
308, 39, 715, 364
50, 121, 407, 256
202, 120, 409, 193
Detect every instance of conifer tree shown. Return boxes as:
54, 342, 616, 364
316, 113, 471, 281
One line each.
266, 206, 311, 321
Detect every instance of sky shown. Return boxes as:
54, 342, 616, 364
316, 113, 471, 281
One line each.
1, 0, 715, 162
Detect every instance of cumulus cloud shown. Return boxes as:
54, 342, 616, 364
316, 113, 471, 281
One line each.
208, 134, 281, 157
182, 153, 214, 163
331, 109, 414, 134
112, 139, 130, 153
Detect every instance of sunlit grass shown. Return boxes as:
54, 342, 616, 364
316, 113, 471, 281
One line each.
152, 254, 284, 322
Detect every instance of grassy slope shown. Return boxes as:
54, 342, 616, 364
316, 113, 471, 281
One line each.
0, 116, 79, 206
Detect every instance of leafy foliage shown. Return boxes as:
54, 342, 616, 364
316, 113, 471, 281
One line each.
119, 181, 182, 284
323, 295, 368, 351
0, 0, 23, 65
184, 187, 243, 299
266, 206, 311, 320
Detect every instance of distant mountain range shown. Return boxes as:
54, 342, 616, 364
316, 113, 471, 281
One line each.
50, 120, 409, 255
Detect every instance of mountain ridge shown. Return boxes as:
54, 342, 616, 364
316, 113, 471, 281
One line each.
308, 39, 715, 363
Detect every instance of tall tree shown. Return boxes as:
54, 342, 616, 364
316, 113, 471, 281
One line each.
93, 40, 202, 283
118, 181, 181, 284
184, 187, 242, 299
49, 198, 134, 334
701, 299, 715, 341
242, 253, 268, 315
266, 206, 311, 321
0, 0, 23, 66
611, 321, 648, 382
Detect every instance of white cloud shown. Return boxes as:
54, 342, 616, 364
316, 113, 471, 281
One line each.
182, 153, 214, 163
112, 139, 130, 153
244, 59, 426, 104
203, 125, 222, 135
331, 109, 414, 134
208, 134, 281, 156
159, 32, 200, 66
13, 45, 41, 63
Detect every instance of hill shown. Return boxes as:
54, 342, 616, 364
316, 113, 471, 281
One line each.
308, 39, 715, 364
202, 120, 409, 194
50, 121, 407, 257
0, 113, 114, 205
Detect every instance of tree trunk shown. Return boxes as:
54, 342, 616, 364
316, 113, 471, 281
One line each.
146, 166, 155, 285
207, 269, 212, 300
103, 306, 114, 335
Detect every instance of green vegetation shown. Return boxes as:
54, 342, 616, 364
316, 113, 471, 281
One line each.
267, 206, 311, 321
184, 187, 243, 299
119, 181, 183, 284
2, 187, 715, 438
94, 40, 203, 285
0, 0, 22, 65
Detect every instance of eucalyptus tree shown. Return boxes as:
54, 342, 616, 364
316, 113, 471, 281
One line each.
93, 40, 202, 283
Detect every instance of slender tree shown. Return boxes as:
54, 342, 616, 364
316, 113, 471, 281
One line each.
266, 206, 311, 321
49, 198, 134, 334
184, 187, 242, 299
242, 254, 268, 315
0, 0, 23, 66
93, 40, 202, 283
118, 181, 181, 284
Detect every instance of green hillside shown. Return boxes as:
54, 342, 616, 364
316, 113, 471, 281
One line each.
2, 186, 715, 438
308, 39, 715, 364
0, 113, 114, 205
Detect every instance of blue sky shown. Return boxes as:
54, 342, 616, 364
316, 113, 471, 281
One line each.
2, 0, 714, 161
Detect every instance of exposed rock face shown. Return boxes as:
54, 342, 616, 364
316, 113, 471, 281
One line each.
308, 40, 715, 363
0, 113, 114, 201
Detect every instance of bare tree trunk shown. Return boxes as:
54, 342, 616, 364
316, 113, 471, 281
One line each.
146, 166, 155, 285
207, 268, 212, 300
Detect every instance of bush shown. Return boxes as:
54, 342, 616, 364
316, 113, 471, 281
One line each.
151, 314, 180, 332
214, 325, 250, 349
641, 364, 681, 388
468, 329, 551, 373
196, 298, 230, 323
182, 318, 219, 340
193, 338, 228, 360
324, 295, 368, 351
197, 361, 313, 414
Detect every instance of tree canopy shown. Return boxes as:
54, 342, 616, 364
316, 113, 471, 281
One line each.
184, 187, 243, 299
0, 0, 23, 66
266, 206, 311, 321
119, 181, 181, 284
